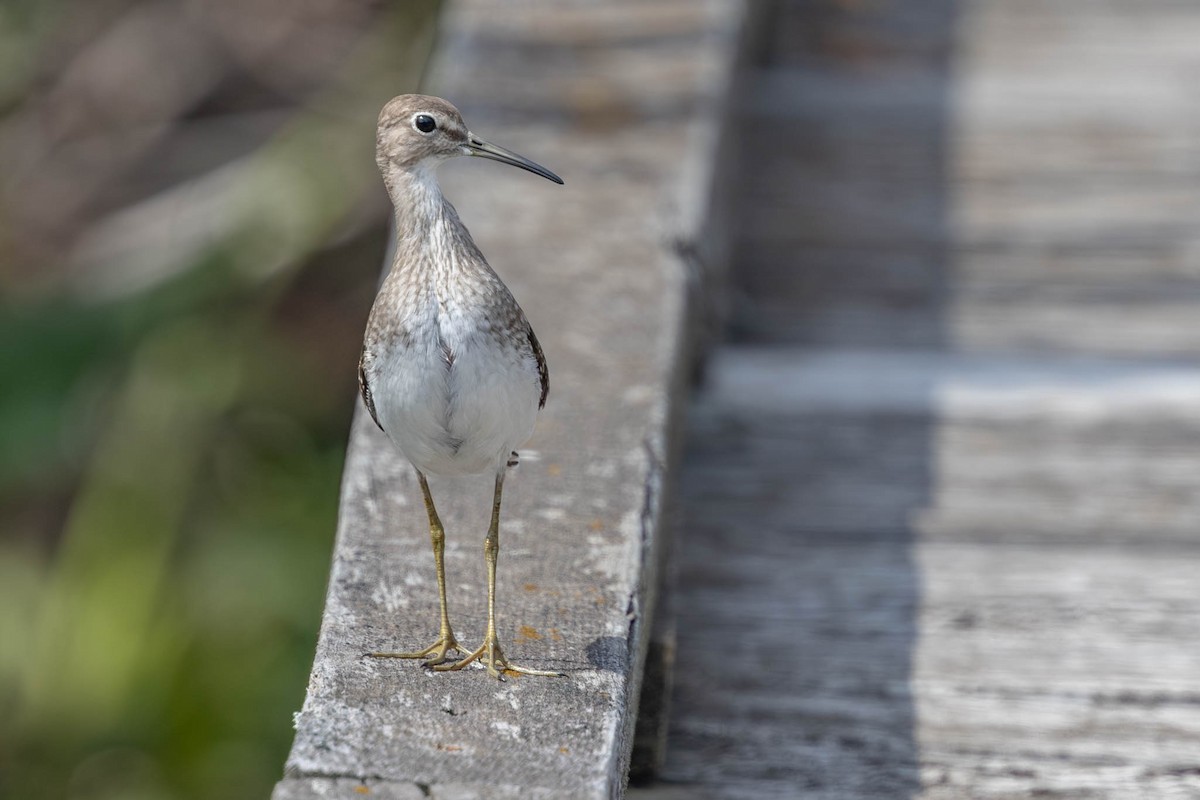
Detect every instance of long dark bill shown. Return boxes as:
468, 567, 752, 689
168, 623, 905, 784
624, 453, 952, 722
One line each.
466, 135, 564, 185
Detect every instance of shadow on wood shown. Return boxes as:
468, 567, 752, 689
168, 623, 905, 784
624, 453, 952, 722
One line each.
650, 0, 960, 796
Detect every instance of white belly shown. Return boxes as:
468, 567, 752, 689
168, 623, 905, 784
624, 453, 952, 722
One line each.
369, 308, 541, 477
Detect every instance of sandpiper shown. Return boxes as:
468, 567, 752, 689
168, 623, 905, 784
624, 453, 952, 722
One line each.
359, 94, 563, 679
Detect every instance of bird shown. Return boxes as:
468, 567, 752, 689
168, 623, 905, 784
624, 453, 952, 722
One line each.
359, 94, 563, 679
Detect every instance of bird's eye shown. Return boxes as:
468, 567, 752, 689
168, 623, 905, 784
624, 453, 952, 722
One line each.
414, 114, 436, 134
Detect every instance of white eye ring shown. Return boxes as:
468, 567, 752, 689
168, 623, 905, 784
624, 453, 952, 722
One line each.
413, 114, 437, 134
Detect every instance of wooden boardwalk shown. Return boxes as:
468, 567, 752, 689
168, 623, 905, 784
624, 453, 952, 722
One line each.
644, 1, 1200, 798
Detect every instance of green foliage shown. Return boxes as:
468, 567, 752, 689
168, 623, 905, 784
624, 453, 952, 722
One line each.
0, 2, 442, 796
0, 275, 351, 799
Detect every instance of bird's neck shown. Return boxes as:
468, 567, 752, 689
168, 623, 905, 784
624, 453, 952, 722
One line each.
383, 164, 483, 280
385, 164, 450, 239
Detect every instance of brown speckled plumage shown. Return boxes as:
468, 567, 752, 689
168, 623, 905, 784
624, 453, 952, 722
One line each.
359, 94, 564, 679
359, 94, 559, 478
357, 94, 564, 681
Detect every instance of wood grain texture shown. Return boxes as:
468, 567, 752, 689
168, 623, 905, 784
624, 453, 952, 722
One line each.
651, 0, 1200, 797
659, 355, 1200, 799
728, 0, 1200, 356
273, 0, 742, 798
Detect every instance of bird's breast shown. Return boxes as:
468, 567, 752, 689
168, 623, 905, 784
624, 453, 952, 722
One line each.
365, 295, 541, 476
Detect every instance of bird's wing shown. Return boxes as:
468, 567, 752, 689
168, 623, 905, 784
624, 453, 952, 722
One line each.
358, 351, 384, 432
527, 325, 549, 409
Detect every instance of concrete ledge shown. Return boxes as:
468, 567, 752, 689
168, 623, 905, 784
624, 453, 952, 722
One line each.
273, 1, 743, 798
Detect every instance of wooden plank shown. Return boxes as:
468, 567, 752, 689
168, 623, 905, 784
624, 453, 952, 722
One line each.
273, 0, 744, 798
655, 0, 1200, 796
725, 0, 1200, 355
661, 391, 927, 799
658, 351, 1200, 799
915, 541, 1200, 799
696, 347, 1200, 543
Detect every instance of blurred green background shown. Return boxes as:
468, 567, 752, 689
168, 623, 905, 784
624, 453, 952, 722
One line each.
0, 1, 439, 797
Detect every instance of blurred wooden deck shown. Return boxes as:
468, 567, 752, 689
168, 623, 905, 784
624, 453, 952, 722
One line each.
645, 1, 1200, 798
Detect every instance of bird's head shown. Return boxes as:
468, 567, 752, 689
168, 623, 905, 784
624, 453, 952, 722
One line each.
375, 94, 563, 185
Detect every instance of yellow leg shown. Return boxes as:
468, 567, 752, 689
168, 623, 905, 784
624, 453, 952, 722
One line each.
435, 472, 563, 679
368, 471, 464, 667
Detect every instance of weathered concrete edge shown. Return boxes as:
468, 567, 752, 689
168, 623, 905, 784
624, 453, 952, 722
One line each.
272, 0, 752, 796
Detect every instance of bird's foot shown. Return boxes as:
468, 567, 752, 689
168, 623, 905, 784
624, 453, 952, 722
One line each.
433, 635, 564, 680
366, 633, 465, 668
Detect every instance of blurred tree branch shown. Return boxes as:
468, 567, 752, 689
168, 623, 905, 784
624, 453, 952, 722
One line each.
0, 0, 439, 298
